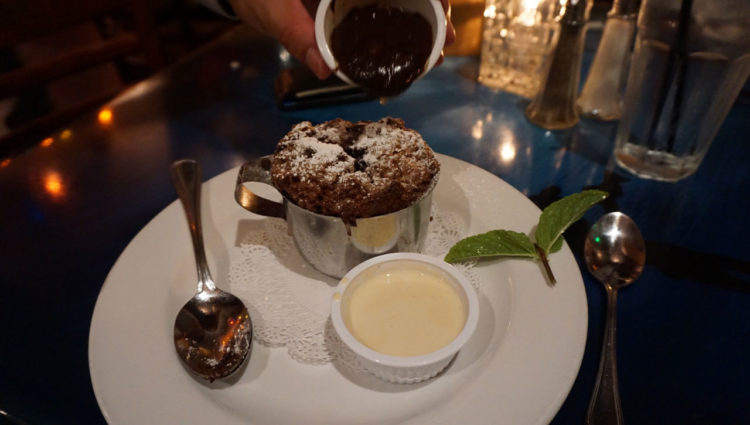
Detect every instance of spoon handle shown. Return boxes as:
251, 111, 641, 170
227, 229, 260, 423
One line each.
170, 159, 216, 292
586, 287, 624, 425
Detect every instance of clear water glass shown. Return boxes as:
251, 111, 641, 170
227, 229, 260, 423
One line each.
614, 0, 750, 181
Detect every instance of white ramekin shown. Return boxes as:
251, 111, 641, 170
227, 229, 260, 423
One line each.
314, 0, 447, 88
331, 253, 479, 384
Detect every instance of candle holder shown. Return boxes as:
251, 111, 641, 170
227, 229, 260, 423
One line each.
478, 0, 563, 99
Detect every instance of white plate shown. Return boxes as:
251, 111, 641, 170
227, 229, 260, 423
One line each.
89, 154, 587, 425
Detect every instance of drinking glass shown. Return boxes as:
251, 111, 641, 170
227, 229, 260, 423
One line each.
614, 0, 750, 181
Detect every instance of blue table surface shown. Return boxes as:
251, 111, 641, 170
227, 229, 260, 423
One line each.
1, 26, 748, 425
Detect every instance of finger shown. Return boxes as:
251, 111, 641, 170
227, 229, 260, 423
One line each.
273, 1, 331, 79
441, 0, 456, 46
231, 0, 331, 79
304, 47, 331, 80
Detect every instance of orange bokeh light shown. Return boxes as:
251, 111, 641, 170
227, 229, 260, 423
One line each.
43, 171, 65, 198
41, 137, 54, 147
98, 108, 113, 125
1, 159, 10, 167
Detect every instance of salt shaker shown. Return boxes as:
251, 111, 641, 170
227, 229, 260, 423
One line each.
577, 0, 641, 120
525, 0, 593, 130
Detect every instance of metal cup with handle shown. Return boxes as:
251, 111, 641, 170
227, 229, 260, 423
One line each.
234, 156, 437, 278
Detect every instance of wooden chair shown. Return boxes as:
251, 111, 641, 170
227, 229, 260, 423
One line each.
0, 0, 163, 156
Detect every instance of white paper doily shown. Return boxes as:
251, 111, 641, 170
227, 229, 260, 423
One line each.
227, 206, 479, 366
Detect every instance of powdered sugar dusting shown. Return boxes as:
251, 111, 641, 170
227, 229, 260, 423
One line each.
271, 118, 440, 218
289, 136, 352, 177
355, 120, 426, 166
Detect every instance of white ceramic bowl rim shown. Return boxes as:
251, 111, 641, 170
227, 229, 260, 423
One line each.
331, 253, 480, 368
314, 0, 448, 87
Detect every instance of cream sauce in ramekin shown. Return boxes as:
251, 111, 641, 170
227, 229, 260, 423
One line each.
345, 266, 466, 357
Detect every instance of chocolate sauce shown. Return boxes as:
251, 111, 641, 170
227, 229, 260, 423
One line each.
330, 4, 433, 98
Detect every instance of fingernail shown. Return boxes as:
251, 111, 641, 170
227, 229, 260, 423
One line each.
436, 51, 445, 67
305, 48, 331, 79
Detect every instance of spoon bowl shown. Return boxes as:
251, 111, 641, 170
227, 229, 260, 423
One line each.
583, 212, 645, 425
170, 159, 252, 381
173, 289, 251, 381
584, 211, 646, 289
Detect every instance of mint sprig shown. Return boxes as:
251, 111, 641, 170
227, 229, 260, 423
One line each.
444, 189, 609, 284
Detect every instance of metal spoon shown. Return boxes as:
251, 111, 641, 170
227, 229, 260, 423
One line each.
584, 212, 645, 425
170, 159, 252, 381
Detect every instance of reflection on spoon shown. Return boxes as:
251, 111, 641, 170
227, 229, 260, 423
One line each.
170, 159, 252, 381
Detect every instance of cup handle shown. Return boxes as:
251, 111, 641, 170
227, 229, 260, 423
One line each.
234, 155, 286, 219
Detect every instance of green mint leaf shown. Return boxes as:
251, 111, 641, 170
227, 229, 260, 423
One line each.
549, 234, 564, 254
535, 190, 609, 254
444, 230, 537, 263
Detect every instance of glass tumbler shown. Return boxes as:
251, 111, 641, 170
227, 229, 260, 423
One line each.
614, 0, 750, 181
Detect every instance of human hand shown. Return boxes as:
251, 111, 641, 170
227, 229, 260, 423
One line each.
228, 0, 456, 80
438, 0, 457, 66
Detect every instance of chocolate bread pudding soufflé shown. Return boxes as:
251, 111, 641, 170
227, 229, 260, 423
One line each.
270, 117, 440, 222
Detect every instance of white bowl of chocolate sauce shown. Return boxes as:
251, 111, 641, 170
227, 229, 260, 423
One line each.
315, 0, 447, 98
